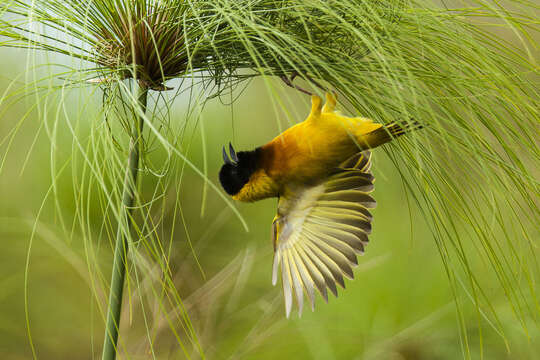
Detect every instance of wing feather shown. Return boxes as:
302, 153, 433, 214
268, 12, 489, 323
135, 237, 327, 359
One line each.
316, 201, 373, 220
272, 251, 280, 285
319, 190, 376, 207
272, 152, 376, 316
312, 206, 371, 221
303, 227, 357, 264
309, 212, 372, 233
307, 220, 370, 253
281, 253, 293, 317
295, 245, 329, 302
305, 232, 355, 279
325, 176, 374, 192
341, 151, 372, 170
332, 171, 373, 182
299, 241, 340, 296
286, 253, 304, 317
303, 230, 352, 282
290, 246, 316, 309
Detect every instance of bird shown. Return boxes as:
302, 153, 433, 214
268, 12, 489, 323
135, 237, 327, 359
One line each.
219, 92, 420, 317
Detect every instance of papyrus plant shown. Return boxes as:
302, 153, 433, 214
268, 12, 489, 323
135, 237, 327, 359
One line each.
0, 0, 538, 359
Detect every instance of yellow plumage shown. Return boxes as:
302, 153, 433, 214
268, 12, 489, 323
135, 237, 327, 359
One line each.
232, 92, 383, 202
219, 92, 419, 317
271, 151, 375, 317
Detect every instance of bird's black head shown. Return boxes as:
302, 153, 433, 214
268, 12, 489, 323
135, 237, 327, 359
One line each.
219, 143, 261, 196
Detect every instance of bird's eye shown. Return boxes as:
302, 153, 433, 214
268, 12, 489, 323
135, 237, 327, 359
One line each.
219, 163, 247, 196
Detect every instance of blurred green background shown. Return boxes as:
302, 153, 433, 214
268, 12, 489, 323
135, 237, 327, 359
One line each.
0, 49, 538, 359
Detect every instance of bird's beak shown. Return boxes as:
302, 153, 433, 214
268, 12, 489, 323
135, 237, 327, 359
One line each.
222, 146, 233, 165
222, 143, 238, 165
229, 142, 239, 163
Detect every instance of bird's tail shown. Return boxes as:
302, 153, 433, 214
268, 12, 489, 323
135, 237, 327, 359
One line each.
362, 120, 423, 149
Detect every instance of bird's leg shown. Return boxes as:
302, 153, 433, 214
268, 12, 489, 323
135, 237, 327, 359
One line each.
310, 94, 323, 117
322, 91, 337, 113
280, 71, 313, 95
303, 74, 326, 92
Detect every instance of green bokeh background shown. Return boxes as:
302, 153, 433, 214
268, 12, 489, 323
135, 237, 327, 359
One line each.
0, 50, 538, 359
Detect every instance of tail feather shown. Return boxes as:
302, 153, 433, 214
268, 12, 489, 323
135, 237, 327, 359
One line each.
363, 120, 422, 148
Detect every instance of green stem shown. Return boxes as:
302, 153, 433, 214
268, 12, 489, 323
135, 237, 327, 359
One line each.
102, 84, 148, 360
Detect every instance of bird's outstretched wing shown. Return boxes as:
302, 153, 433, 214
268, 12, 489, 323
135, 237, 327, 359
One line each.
271, 152, 376, 317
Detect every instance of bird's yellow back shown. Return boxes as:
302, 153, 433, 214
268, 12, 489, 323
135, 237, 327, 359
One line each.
230, 93, 422, 205
262, 93, 382, 184
232, 93, 384, 202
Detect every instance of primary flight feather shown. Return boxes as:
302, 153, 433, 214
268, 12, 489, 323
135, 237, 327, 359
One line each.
219, 92, 420, 317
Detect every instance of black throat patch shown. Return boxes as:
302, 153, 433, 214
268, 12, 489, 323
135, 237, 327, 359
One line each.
219, 148, 262, 196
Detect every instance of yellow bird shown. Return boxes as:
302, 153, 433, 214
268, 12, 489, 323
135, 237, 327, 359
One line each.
219, 92, 419, 317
